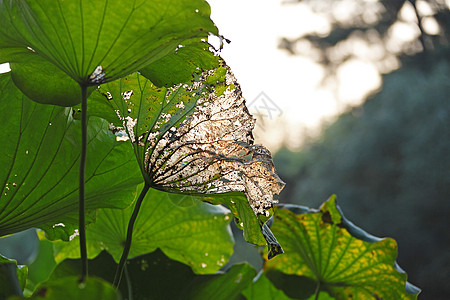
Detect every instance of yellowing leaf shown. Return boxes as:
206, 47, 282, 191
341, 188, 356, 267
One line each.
264, 197, 420, 300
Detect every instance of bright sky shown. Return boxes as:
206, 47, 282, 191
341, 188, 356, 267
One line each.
207, 0, 382, 150
1, 0, 428, 151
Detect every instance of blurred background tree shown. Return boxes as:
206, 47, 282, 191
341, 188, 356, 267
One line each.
280, 0, 449, 80
273, 0, 450, 299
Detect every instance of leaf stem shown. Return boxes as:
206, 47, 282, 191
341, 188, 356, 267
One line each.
113, 183, 150, 287
124, 264, 133, 300
314, 281, 321, 300
79, 84, 88, 282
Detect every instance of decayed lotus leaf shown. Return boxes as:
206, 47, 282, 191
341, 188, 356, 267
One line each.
109, 64, 285, 216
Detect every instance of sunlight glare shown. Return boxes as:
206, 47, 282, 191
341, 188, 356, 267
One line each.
0, 63, 10, 74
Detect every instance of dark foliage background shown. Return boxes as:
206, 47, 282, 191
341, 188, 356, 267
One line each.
273, 1, 450, 299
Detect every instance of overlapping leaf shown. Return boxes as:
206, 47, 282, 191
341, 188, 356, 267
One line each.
48, 187, 234, 274
264, 197, 420, 300
242, 273, 293, 300
8, 276, 121, 300
0, 72, 142, 238
0, 0, 217, 86
0, 254, 27, 298
49, 249, 256, 300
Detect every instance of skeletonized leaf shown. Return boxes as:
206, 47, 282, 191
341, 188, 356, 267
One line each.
90, 62, 285, 256
264, 196, 421, 300
98, 63, 285, 218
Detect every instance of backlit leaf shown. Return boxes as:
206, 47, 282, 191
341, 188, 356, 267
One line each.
264, 196, 420, 300
0, 0, 217, 85
0, 72, 142, 238
96, 63, 284, 218
139, 40, 220, 87
9, 54, 85, 107
88, 62, 285, 256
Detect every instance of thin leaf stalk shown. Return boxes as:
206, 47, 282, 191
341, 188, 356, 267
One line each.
113, 183, 150, 287
314, 281, 321, 300
79, 84, 88, 281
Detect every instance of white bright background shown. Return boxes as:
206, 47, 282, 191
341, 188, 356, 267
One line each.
1, 0, 433, 151
207, 0, 382, 150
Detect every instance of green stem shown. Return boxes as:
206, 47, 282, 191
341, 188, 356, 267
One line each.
124, 264, 133, 300
314, 281, 321, 300
79, 84, 88, 281
113, 183, 150, 287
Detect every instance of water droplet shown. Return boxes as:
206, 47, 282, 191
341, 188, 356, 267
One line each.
195, 9, 199, 13
49, 122, 52, 125
52, 223, 65, 228
127, 108, 132, 113
224, 215, 230, 221
12, 183, 17, 187
240, 222, 244, 227
200, 263, 207, 268
25, 150, 29, 154
69, 229, 79, 241
204, 253, 209, 256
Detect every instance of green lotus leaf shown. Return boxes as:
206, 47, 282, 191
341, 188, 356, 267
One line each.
24, 237, 58, 293
9, 54, 94, 107
264, 196, 420, 300
0, 72, 142, 238
46, 187, 234, 274
84, 63, 285, 257
139, 40, 220, 87
242, 273, 293, 300
18, 276, 121, 300
49, 249, 256, 300
0, 0, 217, 86
0, 254, 27, 298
